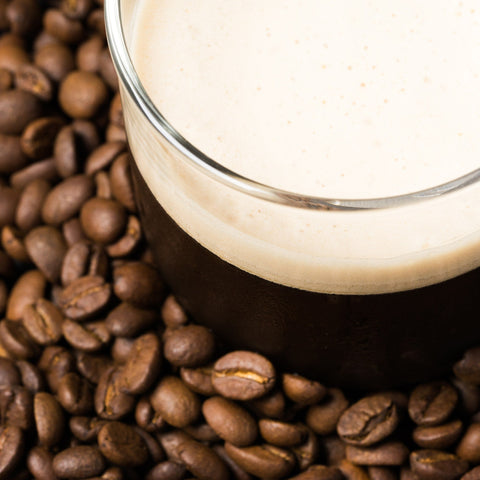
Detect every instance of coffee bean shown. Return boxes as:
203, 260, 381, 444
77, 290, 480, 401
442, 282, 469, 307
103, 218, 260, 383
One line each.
161, 294, 188, 328
225, 442, 295, 479
77, 34, 103, 73
368, 466, 398, 480
338, 460, 370, 480
58, 275, 111, 321
202, 396, 257, 447
322, 435, 347, 467
69, 416, 106, 443
292, 428, 320, 471
0, 385, 33, 429
25, 225, 67, 282
0, 133, 27, 173
413, 420, 463, 449
94, 366, 135, 420
0, 357, 21, 387
454, 347, 480, 385
1, 225, 29, 262
57, 372, 93, 415
98, 421, 149, 467
15, 179, 51, 232
6, 0, 41, 37
0, 186, 19, 229
15, 63, 53, 101
26, 446, 56, 480
59, 70, 107, 119
10, 157, 58, 189
346, 441, 409, 466
110, 336, 134, 364
0, 44, 29, 73
282, 373, 327, 406
44, 9, 84, 44
462, 467, 480, 480
85, 141, 125, 175
116, 332, 161, 395
61, 0, 93, 20
109, 152, 136, 211
248, 388, 287, 420
22, 298, 64, 345
38, 345, 76, 393
337, 394, 399, 446
180, 365, 216, 396
72, 118, 100, 153
62, 318, 111, 352
113, 261, 165, 308
0, 89, 43, 135
95, 170, 112, 198
80, 197, 127, 244
54, 125, 79, 177
16, 360, 45, 394
21, 116, 64, 159
106, 214, 142, 258
6, 269, 46, 320
183, 421, 220, 443
105, 302, 156, 338
34, 392, 65, 447
151, 376, 200, 428
456, 423, 480, 463
410, 450, 469, 480
0, 319, 39, 359
62, 241, 108, 286
259, 418, 307, 448
289, 466, 344, 480
63, 218, 87, 246
42, 174, 95, 226
0, 425, 24, 480
408, 382, 458, 427
53, 446, 106, 479
75, 351, 112, 385
87, 8, 106, 38
145, 461, 187, 480
212, 351, 275, 401
452, 378, 480, 416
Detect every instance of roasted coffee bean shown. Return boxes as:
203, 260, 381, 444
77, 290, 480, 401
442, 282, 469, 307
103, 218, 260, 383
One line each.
225, 442, 295, 480
135, 396, 165, 433
413, 420, 463, 449
0, 385, 33, 429
38, 345, 76, 393
6, 0, 41, 36
292, 428, 320, 471
44, 9, 84, 44
0, 186, 19, 228
161, 294, 188, 328
105, 302, 156, 337
0, 133, 27, 173
211, 445, 254, 480
7, 269, 46, 320
10, 157, 58, 189
34, 392, 65, 447
212, 350, 276, 401
61, 0, 93, 19
462, 467, 480, 480
0, 44, 29, 73
21, 116, 64, 159
113, 261, 165, 307
410, 450, 469, 480
183, 421, 220, 443
62, 241, 108, 286
69, 416, 107, 442
25, 225, 67, 282
164, 324, 215, 368
15, 178, 51, 232
346, 441, 409, 466
72, 118, 100, 153
87, 8, 106, 37
35, 43, 75, 82
75, 351, 112, 385
15, 63, 53, 101
63, 218, 87, 246
99, 47, 117, 90
98, 421, 149, 467
259, 418, 308, 448
1, 225, 29, 262
85, 141, 125, 175
80, 197, 127, 244
0, 425, 24, 480
289, 465, 344, 480
95, 366, 135, 420
0, 319, 39, 359
337, 394, 399, 446
408, 382, 458, 426
202, 396, 257, 446
95, 170, 112, 198
0, 357, 21, 387
57, 372, 93, 415
105, 123, 126, 143
27, 446, 56, 480
116, 332, 161, 394
58, 275, 111, 321
180, 365, 216, 396
16, 360, 45, 394
53, 446, 106, 479
106, 214, 142, 257
282, 373, 327, 406
145, 461, 187, 480
22, 298, 64, 345
110, 336, 134, 364
151, 376, 201, 428
457, 423, 480, 463
0, 89, 43, 135
77, 34, 103, 73
54, 125, 79, 178
62, 319, 110, 352
454, 347, 480, 385
59, 70, 107, 119
42, 174, 95, 226
322, 435, 347, 467
133, 425, 165, 463
452, 378, 480, 416
109, 152, 136, 211
338, 460, 370, 480
248, 388, 287, 420
368, 466, 397, 480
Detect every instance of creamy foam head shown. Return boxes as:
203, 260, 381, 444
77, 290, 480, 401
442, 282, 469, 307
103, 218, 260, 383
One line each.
125, 0, 480, 293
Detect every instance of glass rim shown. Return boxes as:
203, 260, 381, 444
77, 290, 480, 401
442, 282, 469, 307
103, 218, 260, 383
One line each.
104, 0, 480, 211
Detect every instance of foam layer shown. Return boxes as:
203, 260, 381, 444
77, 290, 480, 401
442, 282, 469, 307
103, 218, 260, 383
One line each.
126, 0, 480, 293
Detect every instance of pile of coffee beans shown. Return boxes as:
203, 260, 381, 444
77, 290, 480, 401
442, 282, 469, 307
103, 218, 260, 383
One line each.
2, 1, 480, 479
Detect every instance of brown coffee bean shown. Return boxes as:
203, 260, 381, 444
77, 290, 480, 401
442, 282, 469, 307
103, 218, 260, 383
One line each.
1, 225, 29, 262
95, 170, 111, 198
105, 123, 126, 143
33, 30, 60, 51
337, 394, 399, 446
161, 295, 188, 328
164, 324, 215, 368
10, 158, 58, 189
0, 133, 27, 173
0, 425, 24, 480
0, 385, 33, 429
180, 365, 216, 396
212, 351, 275, 401
452, 378, 480, 416
62, 241, 108, 286
113, 261, 165, 308
15, 64, 53, 101
109, 153, 136, 211
99, 48, 117, 90
145, 461, 187, 480
63, 318, 110, 352
0, 89, 43, 135
21, 116, 64, 159
72, 118, 100, 153
34, 392, 65, 447
75, 351, 112, 385
106, 214, 142, 258
457, 423, 480, 464
282, 373, 327, 406
57, 372, 93, 415
6, 0, 41, 36
15, 179, 51, 232
135, 396, 165, 433
44, 9, 84, 44
76, 34, 104, 73
0, 186, 19, 228
346, 441, 409, 466
368, 466, 397, 480
27, 446, 56, 480
98, 421, 149, 467
338, 460, 370, 480
58, 275, 111, 321
408, 382, 458, 426
22, 298, 64, 345
151, 376, 200, 428
410, 450, 469, 480
95, 366, 135, 420
110, 336, 134, 364
25, 225, 67, 282
322, 435, 347, 467
105, 302, 156, 338
202, 396, 257, 447
0, 319, 39, 360
80, 197, 127, 244
16, 360, 45, 394
133, 426, 165, 463
87, 8, 106, 37
42, 174, 95, 226
116, 332, 161, 395
292, 428, 320, 471
249, 388, 287, 420
0, 358, 20, 387
454, 347, 480, 385
413, 420, 463, 449
7, 270, 46, 320
59, 71, 107, 119
53, 446, 106, 479
183, 422, 220, 443
259, 418, 307, 448
0, 44, 29, 73
61, 0, 93, 19
38, 345, 75, 393
69, 416, 107, 442
54, 125, 79, 177
289, 466, 344, 480
85, 141, 125, 175
225, 442, 295, 479
462, 467, 480, 480
63, 218, 87, 246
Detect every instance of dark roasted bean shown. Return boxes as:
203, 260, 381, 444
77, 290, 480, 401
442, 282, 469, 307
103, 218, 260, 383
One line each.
20, 116, 64, 159
289, 465, 344, 480
0, 319, 39, 359
259, 418, 307, 447
135, 396, 165, 433
0, 385, 33, 429
57, 372, 93, 415
410, 450, 469, 480
346, 441, 409, 466
16, 360, 45, 394
0, 133, 27, 173
282, 373, 327, 406
180, 365, 216, 396
10, 158, 58, 189
85, 141, 125, 175
0, 425, 24, 480
15, 63, 53, 101
26, 446, 56, 480
412, 420, 463, 449
0, 89, 42, 135
456, 423, 480, 464
292, 428, 320, 471
15, 179, 51, 232
38, 345, 76, 393
34, 392, 65, 447
248, 388, 287, 419
161, 294, 188, 328
6, 269, 46, 320
22, 298, 64, 345
145, 461, 187, 480
62, 319, 110, 352
69, 416, 107, 442
53, 446, 106, 479
75, 351, 112, 385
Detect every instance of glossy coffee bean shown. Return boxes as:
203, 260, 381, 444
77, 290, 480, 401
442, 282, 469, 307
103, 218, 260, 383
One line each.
34, 392, 65, 447
134, 396, 165, 433
457, 423, 480, 464
69, 416, 107, 442
16, 360, 45, 394
0, 89, 42, 135
53, 446, 106, 479
27, 446, 56, 480
6, 269, 46, 320
161, 295, 188, 328
180, 365, 216, 396
38, 346, 76, 393
410, 450, 469, 480
62, 319, 110, 352
109, 152, 136, 212
57, 372, 93, 415
259, 418, 308, 448
15, 63, 53, 101
248, 389, 287, 420
105, 302, 157, 337
0, 385, 33, 429
15, 179, 51, 232
306, 388, 349, 436
145, 461, 187, 480
292, 428, 320, 471
20, 116, 63, 159
282, 373, 327, 406
106, 215, 142, 257
85, 141, 125, 175
0, 425, 24, 480
22, 298, 64, 346
0, 319, 40, 360
62, 241, 108, 286
346, 441, 409, 466
412, 420, 463, 449
75, 351, 112, 385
